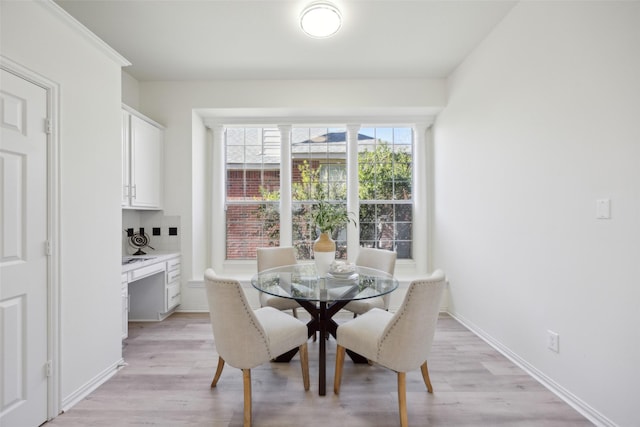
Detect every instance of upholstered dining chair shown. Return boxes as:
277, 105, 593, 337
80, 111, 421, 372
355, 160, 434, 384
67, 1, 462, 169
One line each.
257, 246, 301, 317
343, 247, 397, 316
204, 269, 310, 427
334, 270, 445, 427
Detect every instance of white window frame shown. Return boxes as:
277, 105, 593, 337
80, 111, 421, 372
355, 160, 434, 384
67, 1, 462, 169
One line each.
206, 116, 433, 280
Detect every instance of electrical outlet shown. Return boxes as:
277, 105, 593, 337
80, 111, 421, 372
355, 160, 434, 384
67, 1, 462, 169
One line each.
596, 198, 611, 219
547, 330, 559, 353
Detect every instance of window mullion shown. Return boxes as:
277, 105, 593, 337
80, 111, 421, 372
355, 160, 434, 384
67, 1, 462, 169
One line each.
278, 125, 292, 246
346, 124, 360, 261
210, 125, 226, 272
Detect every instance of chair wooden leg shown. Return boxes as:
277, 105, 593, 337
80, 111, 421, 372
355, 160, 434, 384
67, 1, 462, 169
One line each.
420, 360, 434, 393
299, 343, 310, 391
210, 357, 225, 388
242, 369, 251, 427
398, 371, 408, 427
334, 345, 346, 394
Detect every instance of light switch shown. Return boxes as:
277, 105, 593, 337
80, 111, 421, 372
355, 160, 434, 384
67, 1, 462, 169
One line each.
596, 199, 611, 219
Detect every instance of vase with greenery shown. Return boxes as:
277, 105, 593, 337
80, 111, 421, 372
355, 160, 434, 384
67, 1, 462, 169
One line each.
311, 200, 356, 276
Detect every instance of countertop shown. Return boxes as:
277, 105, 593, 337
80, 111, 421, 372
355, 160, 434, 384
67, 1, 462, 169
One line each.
122, 252, 180, 274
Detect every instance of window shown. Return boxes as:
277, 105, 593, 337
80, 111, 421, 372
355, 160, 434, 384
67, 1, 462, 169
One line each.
291, 127, 348, 260
223, 124, 416, 261
358, 127, 413, 258
225, 127, 281, 259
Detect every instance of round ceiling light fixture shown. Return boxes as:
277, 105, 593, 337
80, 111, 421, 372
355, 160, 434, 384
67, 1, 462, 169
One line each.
300, 1, 342, 38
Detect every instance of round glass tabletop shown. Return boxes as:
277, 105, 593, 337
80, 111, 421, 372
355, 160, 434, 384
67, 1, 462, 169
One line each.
251, 263, 398, 303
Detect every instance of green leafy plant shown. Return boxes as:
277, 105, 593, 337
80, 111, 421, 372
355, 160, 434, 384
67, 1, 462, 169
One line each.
311, 200, 356, 233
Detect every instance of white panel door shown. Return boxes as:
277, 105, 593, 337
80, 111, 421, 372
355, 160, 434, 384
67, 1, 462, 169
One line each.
0, 69, 49, 427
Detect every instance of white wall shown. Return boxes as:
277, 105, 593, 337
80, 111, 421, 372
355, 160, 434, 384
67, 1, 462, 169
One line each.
433, 2, 640, 426
121, 70, 140, 110
137, 79, 446, 311
1, 0, 126, 412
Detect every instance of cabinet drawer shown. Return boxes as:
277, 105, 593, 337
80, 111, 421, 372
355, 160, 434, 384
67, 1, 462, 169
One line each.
167, 270, 181, 284
129, 262, 165, 282
166, 282, 181, 311
167, 257, 181, 271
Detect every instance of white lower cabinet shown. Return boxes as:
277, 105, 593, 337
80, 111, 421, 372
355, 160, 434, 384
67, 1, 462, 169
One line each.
125, 254, 181, 325
121, 273, 129, 340
165, 257, 181, 312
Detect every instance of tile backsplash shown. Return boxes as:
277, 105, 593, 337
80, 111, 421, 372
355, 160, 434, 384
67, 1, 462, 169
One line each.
122, 210, 181, 255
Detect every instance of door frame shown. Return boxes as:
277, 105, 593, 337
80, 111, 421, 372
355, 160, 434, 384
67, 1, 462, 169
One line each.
1, 55, 61, 421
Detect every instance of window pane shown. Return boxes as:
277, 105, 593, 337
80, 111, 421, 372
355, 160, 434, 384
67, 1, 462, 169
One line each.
358, 127, 413, 259
291, 127, 347, 260
225, 203, 279, 259
357, 202, 412, 256
225, 127, 281, 260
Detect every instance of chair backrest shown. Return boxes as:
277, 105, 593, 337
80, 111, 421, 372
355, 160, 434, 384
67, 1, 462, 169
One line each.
355, 247, 397, 309
257, 246, 297, 272
355, 247, 397, 276
204, 268, 271, 369
376, 270, 445, 372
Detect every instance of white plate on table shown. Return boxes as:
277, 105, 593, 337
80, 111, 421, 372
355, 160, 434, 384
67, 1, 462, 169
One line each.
327, 272, 359, 281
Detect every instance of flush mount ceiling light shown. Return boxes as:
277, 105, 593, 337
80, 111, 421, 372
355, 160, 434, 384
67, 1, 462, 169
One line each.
300, 1, 342, 38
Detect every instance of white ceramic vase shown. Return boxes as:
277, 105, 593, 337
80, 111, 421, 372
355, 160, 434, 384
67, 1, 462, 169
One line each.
313, 232, 336, 277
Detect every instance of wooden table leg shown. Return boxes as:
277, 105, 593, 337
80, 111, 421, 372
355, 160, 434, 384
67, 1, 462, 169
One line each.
318, 301, 327, 395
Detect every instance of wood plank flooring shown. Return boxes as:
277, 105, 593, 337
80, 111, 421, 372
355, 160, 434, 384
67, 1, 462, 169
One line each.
44, 313, 592, 427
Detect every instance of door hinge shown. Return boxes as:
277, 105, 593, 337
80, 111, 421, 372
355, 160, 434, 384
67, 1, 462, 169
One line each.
44, 118, 52, 135
45, 240, 52, 256
46, 360, 52, 377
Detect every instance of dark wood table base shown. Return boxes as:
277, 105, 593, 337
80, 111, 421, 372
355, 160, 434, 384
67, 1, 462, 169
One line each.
272, 298, 367, 395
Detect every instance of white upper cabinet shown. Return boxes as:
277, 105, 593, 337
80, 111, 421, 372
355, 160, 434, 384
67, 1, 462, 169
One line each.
121, 110, 131, 206
122, 105, 164, 209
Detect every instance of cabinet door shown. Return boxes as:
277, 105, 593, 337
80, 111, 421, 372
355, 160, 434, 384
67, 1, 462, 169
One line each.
121, 111, 131, 206
121, 275, 129, 340
165, 257, 181, 311
130, 114, 162, 209
166, 282, 181, 312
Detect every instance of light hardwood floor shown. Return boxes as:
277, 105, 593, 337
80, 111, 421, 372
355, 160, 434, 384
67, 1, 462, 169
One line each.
45, 313, 592, 427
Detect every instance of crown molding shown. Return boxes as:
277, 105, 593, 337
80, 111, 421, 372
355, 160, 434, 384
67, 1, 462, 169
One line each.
37, 0, 131, 67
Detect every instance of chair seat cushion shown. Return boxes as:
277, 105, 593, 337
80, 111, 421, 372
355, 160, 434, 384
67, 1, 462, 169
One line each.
336, 308, 392, 361
343, 295, 385, 315
260, 292, 301, 311
255, 307, 308, 357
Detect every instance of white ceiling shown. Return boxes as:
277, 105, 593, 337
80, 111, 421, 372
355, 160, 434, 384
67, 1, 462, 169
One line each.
54, 0, 517, 82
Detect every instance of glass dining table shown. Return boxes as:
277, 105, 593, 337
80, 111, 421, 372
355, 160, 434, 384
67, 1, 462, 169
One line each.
251, 263, 399, 396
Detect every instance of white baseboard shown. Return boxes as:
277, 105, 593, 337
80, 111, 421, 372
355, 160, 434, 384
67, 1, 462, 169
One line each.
448, 311, 617, 427
60, 358, 125, 413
